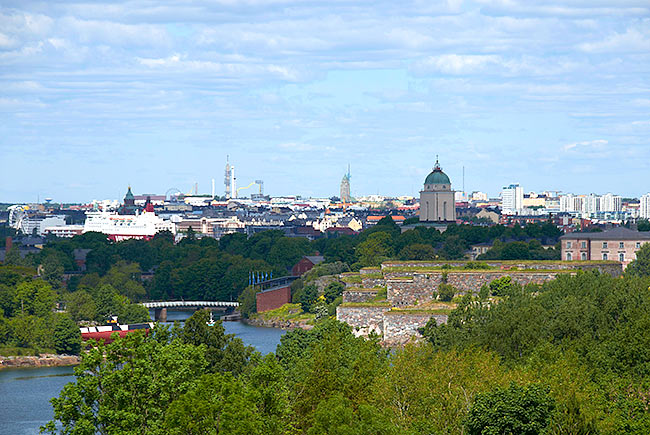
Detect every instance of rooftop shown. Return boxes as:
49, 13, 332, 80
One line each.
560, 227, 650, 240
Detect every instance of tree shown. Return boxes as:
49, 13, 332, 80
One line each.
14, 280, 56, 317
638, 219, 650, 232
43, 329, 208, 434
53, 313, 81, 355
308, 393, 398, 435
238, 285, 258, 318
165, 373, 265, 435
398, 243, 436, 261
100, 261, 146, 301
41, 253, 65, 288
267, 237, 311, 271
181, 309, 255, 374
323, 281, 344, 304
356, 232, 393, 267
625, 243, 650, 277
489, 275, 516, 297
373, 345, 515, 434
465, 383, 555, 435
3, 246, 22, 266
439, 235, 466, 260
65, 290, 97, 321
92, 284, 148, 323
438, 283, 456, 302
298, 283, 318, 313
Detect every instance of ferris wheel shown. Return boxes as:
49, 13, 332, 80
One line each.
165, 188, 182, 202
8, 205, 28, 230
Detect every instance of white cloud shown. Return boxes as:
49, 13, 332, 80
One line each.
563, 139, 608, 152
413, 54, 499, 74
0, 32, 16, 48
278, 142, 314, 151
578, 27, 650, 53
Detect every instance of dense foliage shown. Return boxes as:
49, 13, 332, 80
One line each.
0, 265, 81, 354
45, 269, 650, 434
421, 270, 650, 433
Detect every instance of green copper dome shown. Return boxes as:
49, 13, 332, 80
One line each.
124, 186, 135, 200
424, 160, 451, 185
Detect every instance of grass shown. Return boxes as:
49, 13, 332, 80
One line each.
360, 273, 384, 280
372, 287, 388, 301
341, 275, 363, 284
253, 303, 314, 322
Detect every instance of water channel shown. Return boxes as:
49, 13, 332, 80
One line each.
0, 311, 286, 434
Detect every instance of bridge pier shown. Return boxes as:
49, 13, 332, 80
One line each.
154, 307, 167, 322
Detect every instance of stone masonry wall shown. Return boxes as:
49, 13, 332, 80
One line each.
387, 277, 440, 306
360, 268, 382, 275
382, 312, 448, 346
343, 289, 379, 303
446, 271, 570, 295
361, 278, 385, 288
336, 305, 389, 337
386, 279, 433, 306
381, 261, 622, 276
388, 271, 571, 305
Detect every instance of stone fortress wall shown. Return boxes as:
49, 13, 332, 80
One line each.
337, 260, 623, 346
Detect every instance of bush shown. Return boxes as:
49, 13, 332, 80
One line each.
489, 276, 514, 297
438, 283, 456, 302
238, 286, 258, 319
298, 284, 318, 313
463, 261, 490, 270
323, 282, 344, 304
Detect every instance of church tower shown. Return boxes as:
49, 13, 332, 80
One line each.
419, 158, 456, 223
340, 165, 351, 204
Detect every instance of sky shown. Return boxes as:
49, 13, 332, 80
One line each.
1, 0, 649, 203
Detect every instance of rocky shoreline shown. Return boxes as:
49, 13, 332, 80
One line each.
243, 317, 313, 330
0, 354, 80, 370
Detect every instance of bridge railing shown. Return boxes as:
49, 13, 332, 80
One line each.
141, 301, 239, 309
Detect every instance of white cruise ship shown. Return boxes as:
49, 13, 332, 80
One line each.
83, 210, 175, 241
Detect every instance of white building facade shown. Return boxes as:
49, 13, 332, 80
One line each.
641, 194, 650, 219
501, 183, 523, 215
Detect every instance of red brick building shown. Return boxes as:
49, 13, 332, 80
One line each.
292, 255, 325, 276
256, 286, 291, 313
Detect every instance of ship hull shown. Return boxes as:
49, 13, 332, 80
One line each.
80, 323, 154, 343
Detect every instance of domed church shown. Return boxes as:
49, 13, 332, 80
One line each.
420, 159, 456, 223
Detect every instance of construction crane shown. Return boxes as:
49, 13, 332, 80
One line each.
236, 180, 264, 196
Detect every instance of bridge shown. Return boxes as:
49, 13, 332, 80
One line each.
141, 301, 239, 322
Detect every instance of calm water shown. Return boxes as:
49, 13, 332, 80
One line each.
0, 312, 286, 434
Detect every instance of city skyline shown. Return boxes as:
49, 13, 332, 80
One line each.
2, 1, 650, 202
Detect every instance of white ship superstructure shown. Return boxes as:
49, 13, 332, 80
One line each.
83, 210, 175, 241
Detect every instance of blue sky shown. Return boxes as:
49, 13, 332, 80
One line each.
1, 0, 649, 202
